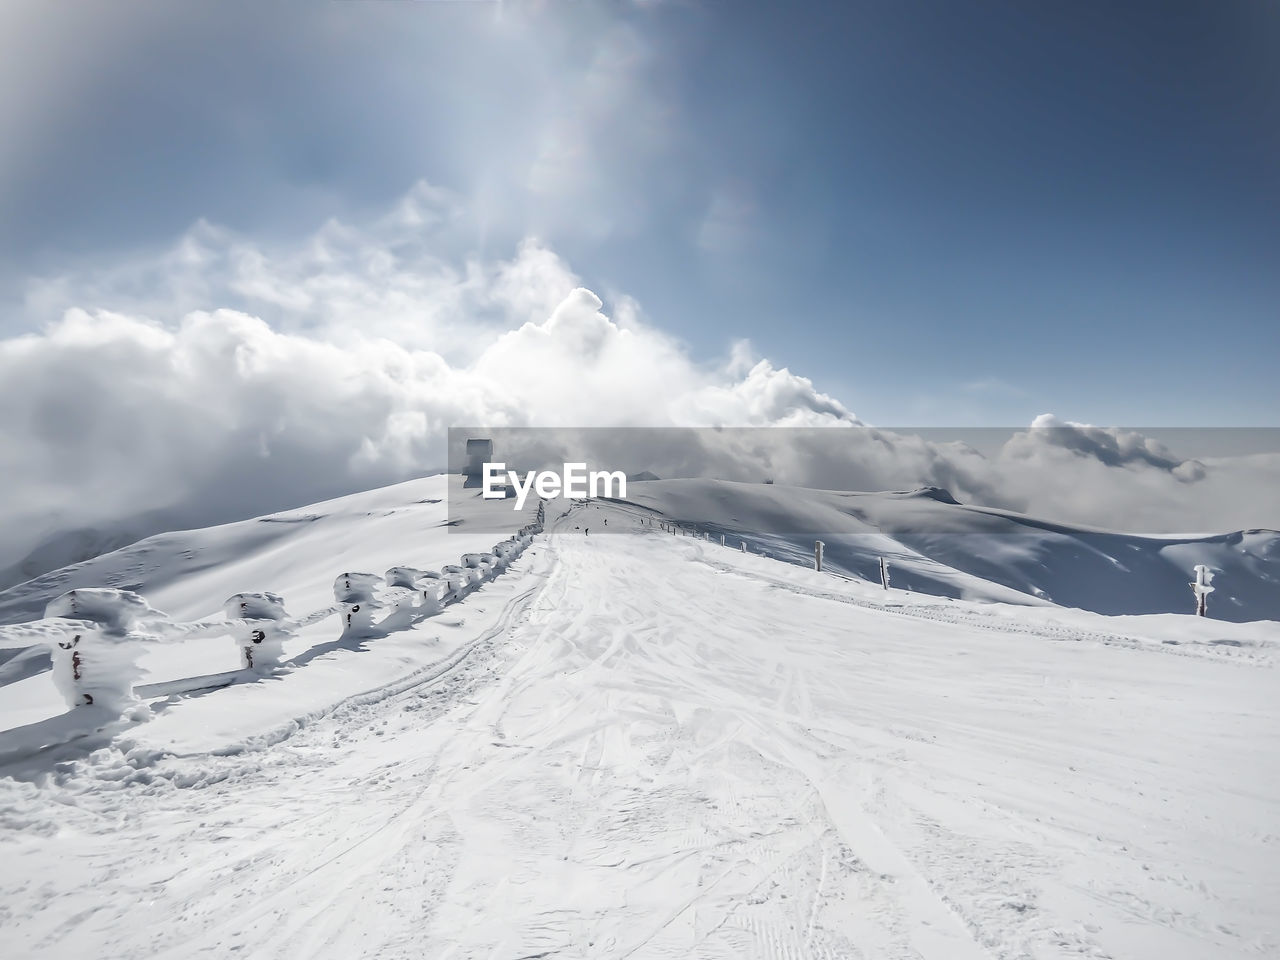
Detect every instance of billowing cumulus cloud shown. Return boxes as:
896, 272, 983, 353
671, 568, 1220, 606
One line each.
1, 185, 1277, 586
0, 189, 859, 578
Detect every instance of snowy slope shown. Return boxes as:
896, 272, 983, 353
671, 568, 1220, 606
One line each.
1, 499, 1277, 960
614, 478, 1280, 621
0, 474, 539, 736
0, 517, 172, 595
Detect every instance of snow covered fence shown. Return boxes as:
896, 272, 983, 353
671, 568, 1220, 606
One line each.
337, 538, 534, 637
386, 567, 448, 616
333, 572, 385, 636
0, 588, 330, 712
0, 522, 542, 724
223, 592, 291, 672
41, 589, 159, 715
462, 552, 498, 583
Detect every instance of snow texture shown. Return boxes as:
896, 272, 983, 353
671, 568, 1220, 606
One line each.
0, 478, 1277, 960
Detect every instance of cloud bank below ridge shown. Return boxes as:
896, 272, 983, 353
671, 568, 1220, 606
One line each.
1, 184, 1276, 583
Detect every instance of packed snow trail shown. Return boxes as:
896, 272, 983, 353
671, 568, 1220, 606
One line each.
2, 520, 1278, 959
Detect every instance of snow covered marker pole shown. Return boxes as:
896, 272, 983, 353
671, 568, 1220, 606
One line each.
720, 534, 725, 547
492, 540, 521, 571
814, 540, 824, 573
333, 573, 383, 636
461, 553, 497, 583
440, 564, 470, 602
43, 588, 159, 714
1191, 564, 1215, 617
223, 593, 290, 672
879, 557, 890, 590
385, 567, 447, 616
741, 541, 747, 553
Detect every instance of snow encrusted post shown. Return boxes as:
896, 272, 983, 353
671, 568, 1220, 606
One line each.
1191, 564, 1215, 617
417, 573, 448, 614
223, 593, 290, 672
462, 552, 497, 583
43, 589, 158, 714
879, 557, 890, 590
440, 564, 471, 601
385, 567, 448, 617
741, 541, 748, 553
491, 540, 520, 571
720, 534, 726, 547
333, 572, 384, 636
814, 540, 824, 573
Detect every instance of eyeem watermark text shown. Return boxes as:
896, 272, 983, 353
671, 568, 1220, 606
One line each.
482, 462, 626, 509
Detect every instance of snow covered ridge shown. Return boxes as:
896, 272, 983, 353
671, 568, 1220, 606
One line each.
0, 506, 541, 739
446, 425, 1280, 536
2, 480, 1278, 958
614, 478, 1280, 622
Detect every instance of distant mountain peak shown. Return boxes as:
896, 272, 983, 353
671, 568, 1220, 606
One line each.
904, 486, 961, 505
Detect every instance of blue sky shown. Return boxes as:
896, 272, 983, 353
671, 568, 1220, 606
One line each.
1, 0, 1276, 425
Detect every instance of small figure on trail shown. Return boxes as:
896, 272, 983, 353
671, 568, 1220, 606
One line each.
585, 528, 590, 536
604, 518, 608, 527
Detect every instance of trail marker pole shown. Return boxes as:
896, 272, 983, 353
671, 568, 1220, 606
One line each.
879, 557, 890, 590
814, 540, 824, 573
1191, 564, 1214, 617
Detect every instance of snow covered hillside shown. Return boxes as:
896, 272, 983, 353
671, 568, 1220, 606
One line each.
1, 482, 1278, 959
616, 478, 1280, 622
0, 475, 539, 736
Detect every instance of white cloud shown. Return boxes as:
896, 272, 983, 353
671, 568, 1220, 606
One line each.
1, 185, 1277, 585
0, 189, 859, 573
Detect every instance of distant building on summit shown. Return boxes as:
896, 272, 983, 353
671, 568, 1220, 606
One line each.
465, 438, 492, 477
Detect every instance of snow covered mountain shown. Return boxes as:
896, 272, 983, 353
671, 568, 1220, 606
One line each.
5, 476, 1274, 630
2, 476, 1278, 959
0, 521, 161, 595
616, 478, 1280, 622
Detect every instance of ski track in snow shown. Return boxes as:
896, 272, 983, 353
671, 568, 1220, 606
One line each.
1, 508, 1278, 960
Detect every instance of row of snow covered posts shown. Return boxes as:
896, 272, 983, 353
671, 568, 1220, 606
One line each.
645, 515, 1220, 612
643, 518, 894, 587
646, 517, 751, 553
0, 519, 543, 719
